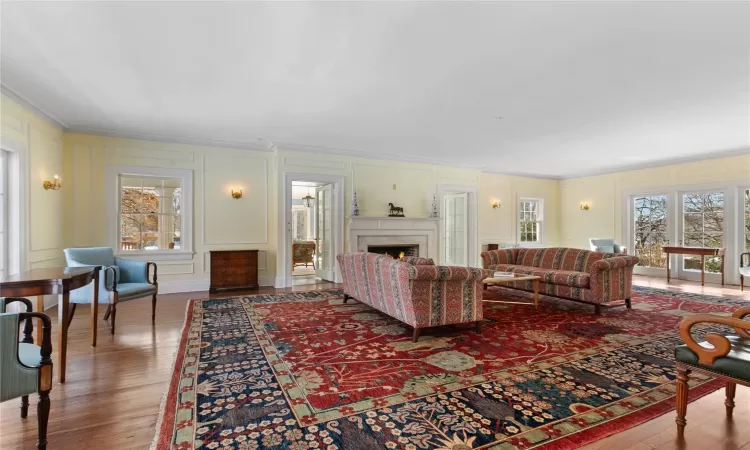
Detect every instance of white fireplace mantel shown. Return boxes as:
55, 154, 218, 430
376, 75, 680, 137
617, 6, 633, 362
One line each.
348, 216, 439, 260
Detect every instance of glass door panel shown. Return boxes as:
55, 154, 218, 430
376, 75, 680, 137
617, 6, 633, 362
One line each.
632, 195, 668, 269
444, 192, 468, 266
680, 192, 724, 273
315, 184, 334, 281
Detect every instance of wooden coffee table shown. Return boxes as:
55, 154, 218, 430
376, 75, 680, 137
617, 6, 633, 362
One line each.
483, 274, 541, 308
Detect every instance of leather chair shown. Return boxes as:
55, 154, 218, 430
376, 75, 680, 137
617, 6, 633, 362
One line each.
0, 298, 53, 449
64, 247, 158, 344
589, 238, 627, 254
674, 307, 750, 435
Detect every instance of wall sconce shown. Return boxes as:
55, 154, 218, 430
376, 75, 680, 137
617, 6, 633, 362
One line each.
43, 175, 62, 190
580, 202, 590, 211
231, 189, 243, 199
492, 201, 501, 209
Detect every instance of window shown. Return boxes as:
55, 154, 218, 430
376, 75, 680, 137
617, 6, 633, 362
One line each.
633, 195, 668, 268
0, 151, 7, 278
120, 176, 182, 251
682, 191, 724, 273
519, 199, 542, 243
107, 165, 192, 257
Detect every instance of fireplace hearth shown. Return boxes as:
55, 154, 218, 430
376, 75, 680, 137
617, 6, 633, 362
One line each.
367, 244, 419, 259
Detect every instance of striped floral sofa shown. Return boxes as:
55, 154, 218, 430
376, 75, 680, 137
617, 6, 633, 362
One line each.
337, 252, 490, 342
481, 247, 640, 314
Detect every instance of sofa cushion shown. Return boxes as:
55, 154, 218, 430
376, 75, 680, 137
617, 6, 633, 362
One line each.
401, 256, 435, 265
514, 248, 615, 273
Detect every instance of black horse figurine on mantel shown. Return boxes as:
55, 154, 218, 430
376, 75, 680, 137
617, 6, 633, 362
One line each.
388, 203, 405, 217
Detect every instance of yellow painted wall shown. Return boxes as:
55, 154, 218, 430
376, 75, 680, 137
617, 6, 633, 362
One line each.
1, 93, 64, 272
559, 154, 750, 249
62, 133, 277, 290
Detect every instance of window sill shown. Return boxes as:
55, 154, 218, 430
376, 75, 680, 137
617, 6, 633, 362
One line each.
116, 251, 195, 261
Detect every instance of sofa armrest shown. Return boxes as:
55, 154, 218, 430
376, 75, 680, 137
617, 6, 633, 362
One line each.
115, 257, 149, 283
410, 265, 491, 282
590, 255, 640, 273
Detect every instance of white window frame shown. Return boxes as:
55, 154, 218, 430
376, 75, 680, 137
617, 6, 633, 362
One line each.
518, 198, 544, 246
105, 165, 193, 260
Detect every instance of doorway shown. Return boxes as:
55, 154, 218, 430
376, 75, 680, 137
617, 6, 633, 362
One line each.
438, 185, 478, 267
288, 180, 339, 286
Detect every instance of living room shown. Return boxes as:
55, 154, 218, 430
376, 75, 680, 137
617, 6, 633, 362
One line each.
1, 1, 748, 449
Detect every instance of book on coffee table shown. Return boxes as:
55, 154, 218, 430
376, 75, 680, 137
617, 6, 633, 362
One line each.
493, 271, 514, 278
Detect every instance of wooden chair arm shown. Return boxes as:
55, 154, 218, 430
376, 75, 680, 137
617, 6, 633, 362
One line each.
104, 266, 118, 292
146, 262, 158, 286
3, 297, 34, 344
17, 312, 52, 365
679, 314, 750, 365
732, 307, 750, 339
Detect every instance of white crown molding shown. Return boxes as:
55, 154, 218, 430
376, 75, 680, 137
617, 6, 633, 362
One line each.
66, 126, 275, 153
481, 168, 563, 180
557, 147, 750, 180
271, 140, 485, 171
1, 84, 68, 129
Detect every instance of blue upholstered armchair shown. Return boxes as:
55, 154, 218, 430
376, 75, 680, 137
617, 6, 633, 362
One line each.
0, 297, 53, 449
589, 238, 627, 254
63, 247, 158, 344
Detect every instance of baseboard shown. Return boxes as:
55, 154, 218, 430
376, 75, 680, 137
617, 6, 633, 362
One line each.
160, 276, 276, 294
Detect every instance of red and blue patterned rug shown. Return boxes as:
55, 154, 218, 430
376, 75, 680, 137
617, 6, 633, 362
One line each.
153, 286, 741, 449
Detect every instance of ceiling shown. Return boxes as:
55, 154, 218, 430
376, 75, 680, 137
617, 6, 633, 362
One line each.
2, 1, 748, 178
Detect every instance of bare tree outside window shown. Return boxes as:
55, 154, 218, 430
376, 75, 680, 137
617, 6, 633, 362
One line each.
519, 200, 542, 243
682, 192, 723, 272
120, 176, 182, 251
633, 195, 668, 267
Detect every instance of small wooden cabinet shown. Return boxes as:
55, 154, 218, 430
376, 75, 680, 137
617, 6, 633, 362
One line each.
209, 250, 259, 293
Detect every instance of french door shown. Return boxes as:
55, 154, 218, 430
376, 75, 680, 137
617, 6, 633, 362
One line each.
631, 194, 670, 276
444, 192, 468, 266
0, 150, 7, 279
314, 184, 335, 281
676, 190, 725, 283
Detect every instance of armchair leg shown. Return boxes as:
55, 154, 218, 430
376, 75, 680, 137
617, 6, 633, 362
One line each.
110, 303, 117, 335
37, 391, 50, 450
475, 321, 482, 335
152, 294, 157, 323
675, 366, 690, 435
594, 305, 602, 315
741, 275, 744, 292
20, 395, 29, 418
625, 298, 632, 309
343, 294, 349, 304
412, 327, 422, 343
103, 305, 111, 321
726, 381, 736, 417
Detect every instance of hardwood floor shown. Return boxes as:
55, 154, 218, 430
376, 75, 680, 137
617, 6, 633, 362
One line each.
0, 277, 747, 449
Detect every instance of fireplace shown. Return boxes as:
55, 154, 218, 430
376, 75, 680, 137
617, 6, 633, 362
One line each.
367, 244, 419, 259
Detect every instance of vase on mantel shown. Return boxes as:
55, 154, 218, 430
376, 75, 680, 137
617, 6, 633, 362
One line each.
430, 195, 438, 218
351, 189, 360, 217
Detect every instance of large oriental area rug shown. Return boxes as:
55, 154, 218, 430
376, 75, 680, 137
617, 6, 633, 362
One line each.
154, 287, 743, 450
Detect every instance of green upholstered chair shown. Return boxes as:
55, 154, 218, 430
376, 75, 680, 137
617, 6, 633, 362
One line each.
674, 307, 750, 435
0, 297, 53, 449
63, 247, 158, 344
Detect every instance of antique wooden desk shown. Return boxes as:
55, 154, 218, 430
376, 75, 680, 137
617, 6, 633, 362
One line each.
662, 246, 725, 286
0, 267, 99, 383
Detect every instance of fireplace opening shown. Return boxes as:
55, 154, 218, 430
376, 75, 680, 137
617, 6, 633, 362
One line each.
367, 244, 419, 260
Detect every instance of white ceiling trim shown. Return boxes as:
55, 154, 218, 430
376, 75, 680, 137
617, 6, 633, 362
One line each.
1, 84, 68, 129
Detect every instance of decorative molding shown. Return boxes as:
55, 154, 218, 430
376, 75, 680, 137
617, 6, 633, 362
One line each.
283, 156, 346, 170
105, 145, 195, 164
159, 275, 274, 294
201, 155, 269, 246
28, 125, 63, 253
155, 262, 195, 276
0, 84, 68, 129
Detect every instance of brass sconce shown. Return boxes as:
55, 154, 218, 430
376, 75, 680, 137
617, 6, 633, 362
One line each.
580, 202, 590, 211
492, 201, 501, 209
231, 189, 243, 199
43, 175, 62, 190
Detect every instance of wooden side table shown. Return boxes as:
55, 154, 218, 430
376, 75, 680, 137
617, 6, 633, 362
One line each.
662, 246, 725, 286
483, 274, 541, 308
0, 267, 99, 383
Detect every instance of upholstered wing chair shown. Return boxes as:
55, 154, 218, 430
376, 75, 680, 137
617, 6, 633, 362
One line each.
0, 298, 53, 449
63, 247, 158, 344
589, 238, 627, 254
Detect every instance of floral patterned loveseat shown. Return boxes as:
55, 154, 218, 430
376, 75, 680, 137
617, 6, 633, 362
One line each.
481, 247, 639, 314
337, 252, 490, 342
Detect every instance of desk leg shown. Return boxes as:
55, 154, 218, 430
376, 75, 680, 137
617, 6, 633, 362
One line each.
36, 295, 44, 344
721, 255, 725, 286
700, 255, 705, 287
91, 270, 99, 347
666, 253, 670, 282
534, 279, 539, 309
57, 292, 70, 383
